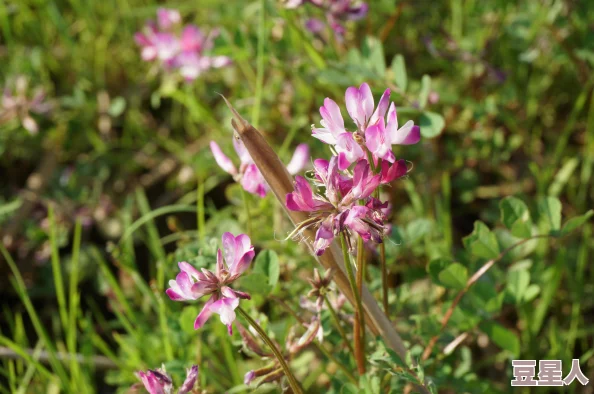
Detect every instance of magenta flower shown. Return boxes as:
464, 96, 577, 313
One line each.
134, 26, 179, 62
166, 232, 255, 335
287, 1, 368, 39
135, 9, 230, 82
156, 8, 181, 30
286, 156, 387, 255
312, 83, 420, 169
178, 365, 199, 394
210, 139, 309, 198
380, 159, 408, 184
136, 369, 172, 394
136, 365, 198, 394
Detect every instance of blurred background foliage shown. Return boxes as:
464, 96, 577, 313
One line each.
0, 0, 593, 393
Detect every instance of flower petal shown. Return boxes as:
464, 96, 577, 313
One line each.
157, 8, 181, 30
178, 365, 199, 394
210, 141, 237, 175
286, 144, 310, 175
221, 232, 237, 270
209, 297, 240, 333
178, 261, 202, 280
369, 88, 390, 126
194, 296, 216, 330
180, 25, 204, 52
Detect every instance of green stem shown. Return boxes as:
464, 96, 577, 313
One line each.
355, 235, 366, 373
366, 150, 376, 172
67, 219, 82, 388
340, 232, 365, 374
240, 187, 253, 237
251, 0, 266, 128
197, 176, 206, 240
237, 307, 303, 394
48, 205, 68, 330
323, 295, 355, 358
371, 165, 390, 316
379, 242, 389, 314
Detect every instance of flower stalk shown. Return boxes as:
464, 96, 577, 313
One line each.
379, 242, 389, 314
355, 234, 366, 373
340, 232, 365, 374
237, 307, 303, 394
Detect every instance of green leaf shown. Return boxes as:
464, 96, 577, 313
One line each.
499, 197, 532, 238
179, 306, 200, 335
506, 269, 530, 304
340, 383, 360, 394
419, 74, 431, 108
253, 250, 280, 287
362, 36, 386, 76
548, 158, 579, 197
463, 221, 500, 259
405, 218, 432, 243
538, 196, 562, 232
427, 258, 449, 284
559, 210, 593, 236
239, 273, 272, 295
428, 259, 468, 289
108, 96, 126, 117
479, 321, 520, 356
437, 263, 468, 290
419, 111, 445, 138
391, 54, 407, 91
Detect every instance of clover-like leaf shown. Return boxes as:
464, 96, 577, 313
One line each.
253, 250, 280, 288
500, 197, 532, 238
463, 221, 500, 259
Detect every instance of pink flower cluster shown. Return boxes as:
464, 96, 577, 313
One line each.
210, 138, 309, 198
135, 8, 231, 82
166, 232, 254, 335
285, 0, 368, 39
286, 83, 419, 254
313, 83, 420, 170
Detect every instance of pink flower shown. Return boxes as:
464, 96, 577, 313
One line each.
211, 139, 309, 198
135, 10, 230, 82
385, 102, 420, 145
178, 365, 199, 394
312, 83, 420, 169
135, 28, 180, 62
166, 233, 255, 335
312, 98, 347, 144
380, 159, 408, 184
136, 369, 172, 394
287, 1, 368, 40
156, 8, 181, 30
136, 365, 198, 394
286, 156, 385, 255
345, 83, 389, 130
365, 119, 394, 163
